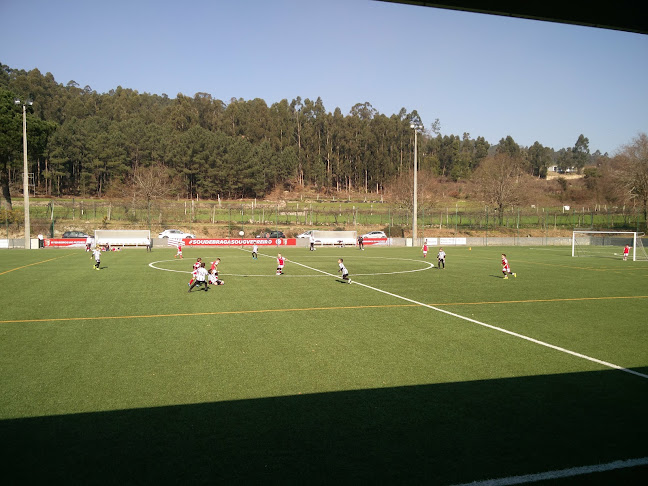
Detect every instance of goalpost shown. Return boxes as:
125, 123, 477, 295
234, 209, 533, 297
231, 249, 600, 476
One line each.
571, 231, 648, 261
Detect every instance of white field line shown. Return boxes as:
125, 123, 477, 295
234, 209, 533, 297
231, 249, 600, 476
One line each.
449, 456, 648, 486
253, 250, 648, 381
149, 256, 434, 277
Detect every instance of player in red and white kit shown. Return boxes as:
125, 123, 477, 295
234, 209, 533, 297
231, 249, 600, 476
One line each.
623, 245, 630, 261
174, 243, 183, 259
210, 258, 220, 272
422, 243, 428, 258
188, 258, 202, 287
501, 254, 516, 279
276, 253, 285, 275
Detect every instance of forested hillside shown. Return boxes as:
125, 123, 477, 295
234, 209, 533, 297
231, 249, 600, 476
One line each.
0, 63, 610, 204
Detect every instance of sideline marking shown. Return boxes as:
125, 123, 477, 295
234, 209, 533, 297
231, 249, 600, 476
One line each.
0, 254, 71, 276
271, 253, 648, 381
449, 456, 648, 486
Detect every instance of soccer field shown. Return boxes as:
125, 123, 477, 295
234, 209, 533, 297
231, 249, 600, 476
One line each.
1, 245, 647, 484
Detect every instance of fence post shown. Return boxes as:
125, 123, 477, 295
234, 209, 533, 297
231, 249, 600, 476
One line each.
485, 206, 488, 246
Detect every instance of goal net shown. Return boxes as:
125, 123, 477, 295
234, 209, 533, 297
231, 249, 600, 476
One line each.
572, 231, 648, 261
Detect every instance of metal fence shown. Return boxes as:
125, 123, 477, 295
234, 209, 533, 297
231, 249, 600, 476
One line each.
3, 198, 646, 240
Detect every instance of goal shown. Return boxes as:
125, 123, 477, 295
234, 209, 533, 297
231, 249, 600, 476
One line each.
571, 231, 648, 261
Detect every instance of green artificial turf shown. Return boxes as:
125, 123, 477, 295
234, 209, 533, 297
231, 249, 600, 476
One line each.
0, 245, 647, 484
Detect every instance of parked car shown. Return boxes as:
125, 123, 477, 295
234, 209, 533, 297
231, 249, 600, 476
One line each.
361, 231, 387, 239
256, 230, 286, 239
62, 231, 90, 238
158, 229, 195, 239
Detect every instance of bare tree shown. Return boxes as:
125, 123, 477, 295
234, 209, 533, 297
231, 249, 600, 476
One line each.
614, 133, 648, 227
128, 163, 182, 227
385, 170, 439, 211
473, 153, 528, 224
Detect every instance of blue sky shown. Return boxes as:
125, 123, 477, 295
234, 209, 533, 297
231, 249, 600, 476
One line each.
1, 0, 646, 154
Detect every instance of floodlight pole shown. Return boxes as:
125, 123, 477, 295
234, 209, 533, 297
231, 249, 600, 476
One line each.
411, 124, 419, 243
16, 99, 32, 249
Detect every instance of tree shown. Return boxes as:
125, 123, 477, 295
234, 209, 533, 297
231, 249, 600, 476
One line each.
127, 162, 182, 228
496, 135, 520, 158
528, 141, 552, 178
615, 133, 648, 228
473, 153, 528, 224
0, 89, 22, 208
572, 134, 590, 173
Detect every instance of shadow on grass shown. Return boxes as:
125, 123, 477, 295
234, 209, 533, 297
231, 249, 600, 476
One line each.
2, 368, 647, 485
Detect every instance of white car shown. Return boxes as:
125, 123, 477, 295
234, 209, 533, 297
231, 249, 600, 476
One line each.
158, 229, 195, 239
297, 230, 314, 238
362, 231, 388, 239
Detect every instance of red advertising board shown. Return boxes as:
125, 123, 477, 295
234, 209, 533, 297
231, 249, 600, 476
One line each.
183, 238, 297, 246
44, 238, 86, 248
362, 238, 389, 246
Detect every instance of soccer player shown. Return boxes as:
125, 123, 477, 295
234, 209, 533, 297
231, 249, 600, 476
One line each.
92, 247, 101, 270
188, 258, 202, 287
422, 242, 428, 258
437, 248, 446, 269
210, 258, 220, 272
188, 262, 209, 292
501, 254, 516, 279
174, 243, 183, 259
623, 245, 630, 261
338, 258, 351, 284
208, 268, 225, 286
252, 244, 258, 260
276, 253, 285, 275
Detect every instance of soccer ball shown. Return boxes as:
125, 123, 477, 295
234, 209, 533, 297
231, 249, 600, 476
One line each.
239, 231, 244, 236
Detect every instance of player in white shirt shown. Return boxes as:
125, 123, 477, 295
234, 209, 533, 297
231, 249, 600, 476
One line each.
188, 262, 209, 292
92, 247, 101, 270
437, 248, 446, 269
252, 244, 258, 260
208, 269, 225, 286
338, 258, 351, 284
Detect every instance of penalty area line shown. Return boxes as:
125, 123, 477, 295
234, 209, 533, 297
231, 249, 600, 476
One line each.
281, 255, 648, 381
449, 456, 648, 486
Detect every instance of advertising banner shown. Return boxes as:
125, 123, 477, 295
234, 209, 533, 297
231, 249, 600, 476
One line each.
183, 238, 297, 246
362, 238, 389, 246
44, 238, 86, 248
